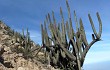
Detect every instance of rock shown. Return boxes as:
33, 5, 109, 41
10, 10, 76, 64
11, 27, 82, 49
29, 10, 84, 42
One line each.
4, 47, 10, 52
12, 38, 16, 44
14, 43, 20, 47
2, 35, 9, 40
0, 22, 7, 29
0, 45, 5, 56
0, 63, 5, 70
17, 38, 20, 43
18, 53, 23, 57
17, 67, 26, 70
3, 61, 13, 68
16, 57, 27, 67
17, 67, 29, 70
2, 52, 10, 62
38, 52, 44, 56
0, 31, 4, 35
0, 44, 2, 48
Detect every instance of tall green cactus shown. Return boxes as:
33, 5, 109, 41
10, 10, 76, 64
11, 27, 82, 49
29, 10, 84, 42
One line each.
41, 0, 102, 70
21, 28, 34, 59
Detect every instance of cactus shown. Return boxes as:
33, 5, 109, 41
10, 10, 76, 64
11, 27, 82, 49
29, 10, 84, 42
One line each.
40, 0, 102, 70
16, 28, 37, 59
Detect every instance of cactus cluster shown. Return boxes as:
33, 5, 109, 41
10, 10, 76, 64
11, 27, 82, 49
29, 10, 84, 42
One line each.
41, 0, 102, 70
0, 0, 102, 69
19, 28, 41, 59
11, 28, 37, 59
21, 28, 32, 59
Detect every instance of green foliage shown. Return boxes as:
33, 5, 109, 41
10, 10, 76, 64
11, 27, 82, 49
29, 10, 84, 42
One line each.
11, 28, 36, 59
21, 28, 33, 59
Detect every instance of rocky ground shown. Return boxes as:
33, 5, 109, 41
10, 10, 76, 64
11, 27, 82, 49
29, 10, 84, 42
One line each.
0, 21, 59, 70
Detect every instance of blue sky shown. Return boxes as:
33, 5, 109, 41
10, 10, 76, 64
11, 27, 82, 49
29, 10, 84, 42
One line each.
0, 0, 110, 70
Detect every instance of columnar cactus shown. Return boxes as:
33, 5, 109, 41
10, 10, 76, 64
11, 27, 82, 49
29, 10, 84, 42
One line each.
41, 0, 102, 70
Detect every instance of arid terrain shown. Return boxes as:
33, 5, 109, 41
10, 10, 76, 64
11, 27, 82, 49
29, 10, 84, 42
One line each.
0, 21, 58, 70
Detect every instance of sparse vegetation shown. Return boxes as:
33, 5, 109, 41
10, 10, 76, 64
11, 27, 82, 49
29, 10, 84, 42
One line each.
0, 0, 103, 70
10, 28, 40, 59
